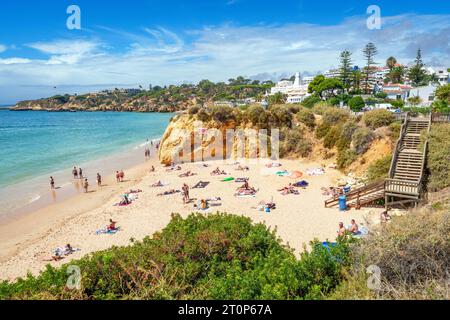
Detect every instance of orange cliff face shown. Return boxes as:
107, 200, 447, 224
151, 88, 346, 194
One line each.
158, 114, 272, 165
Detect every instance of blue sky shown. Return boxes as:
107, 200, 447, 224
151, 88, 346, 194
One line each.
0, 0, 449, 104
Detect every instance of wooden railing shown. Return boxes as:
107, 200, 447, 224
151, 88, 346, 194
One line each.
324, 180, 385, 208
431, 113, 450, 123
389, 113, 409, 178
385, 179, 420, 196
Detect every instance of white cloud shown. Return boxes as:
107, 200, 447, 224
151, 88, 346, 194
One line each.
2, 13, 450, 103
0, 58, 31, 65
27, 39, 103, 65
0, 44, 7, 53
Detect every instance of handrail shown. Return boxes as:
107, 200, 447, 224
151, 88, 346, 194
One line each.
389, 112, 409, 178
324, 180, 385, 208
385, 178, 420, 196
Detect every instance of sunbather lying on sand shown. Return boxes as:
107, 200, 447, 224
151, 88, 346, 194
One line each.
46, 244, 79, 262
166, 165, 182, 172
128, 189, 143, 194
235, 188, 258, 196
266, 162, 282, 168
278, 184, 299, 195
151, 181, 165, 187
235, 178, 249, 183
236, 165, 250, 171
179, 171, 196, 178
157, 189, 181, 197
211, 167, 227, 176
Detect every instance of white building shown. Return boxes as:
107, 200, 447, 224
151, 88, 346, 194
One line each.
427, 67, 449, 86
408, 84, 438, 106
270, 72, 310, 104
382, 84, 413, 101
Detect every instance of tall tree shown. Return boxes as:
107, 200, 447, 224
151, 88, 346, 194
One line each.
363, 42, 378, 94
339, 50, 353, 90
408, 48, 428, 87
386, 56, 397, 70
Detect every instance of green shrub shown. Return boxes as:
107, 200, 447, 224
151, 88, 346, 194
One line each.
188, 105, 200, 115
196, 108, 211, 122
388, 122, 402, 142
323, 126, 343, 149
301, 95, 321, 109
336, 121, 358, 151
268, 106, 293, 128
367, 155, 392, 182
363, 109, 395, 129
315, 122, 332, 139
352, 127, 375, 154
280, 127, 312, 157
425, 124, 450, 191
348, 96, 365, 112
322, 107, 350, 125
210, 105, 237, 123
0, 214, 352, 300
297, 108, 316, 129
337, 149, 358, 169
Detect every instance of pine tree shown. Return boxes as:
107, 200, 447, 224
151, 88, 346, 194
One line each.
408, 48, 428, 87
363, 42, 378, 94
339, 50, 353, 90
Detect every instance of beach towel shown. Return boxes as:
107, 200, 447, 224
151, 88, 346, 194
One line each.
352, 226, 369, 239
193, 181, 210, 189
96, 227, 121, 235
235, 194, 257, 198
293, 180, 309, 188
276, 170, 290, 177
290, 171, 303, 179
306, 168, 325, 176
222, 177, 235, 182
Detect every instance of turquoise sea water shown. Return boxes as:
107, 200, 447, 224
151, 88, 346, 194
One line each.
0, 110, 173, 217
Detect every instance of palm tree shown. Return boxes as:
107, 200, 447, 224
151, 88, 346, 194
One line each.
386, 56, 397, 70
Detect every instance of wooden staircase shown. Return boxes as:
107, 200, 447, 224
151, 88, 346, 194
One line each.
385, 115, 431, 207
324, 113, 432, 209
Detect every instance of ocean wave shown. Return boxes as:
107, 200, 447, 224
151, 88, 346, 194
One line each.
29, 194, 41, 204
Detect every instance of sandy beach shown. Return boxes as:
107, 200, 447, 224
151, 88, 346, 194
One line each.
0, 156, 382, 281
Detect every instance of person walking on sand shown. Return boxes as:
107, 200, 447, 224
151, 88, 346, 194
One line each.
97, 173, 102, 187
72, 167, 78, 179
79, 168, 83, 179
83, 179, 89, 193
116, 171, 120, 183
50, 176, 55, 189
119, 170, 125, 182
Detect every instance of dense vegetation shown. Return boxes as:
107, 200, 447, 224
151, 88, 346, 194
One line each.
13, 78, 273, 113
0, 213, 353, 300
330, 208, 450, 300
2, 206, 449, 300
424, 124, 450, 191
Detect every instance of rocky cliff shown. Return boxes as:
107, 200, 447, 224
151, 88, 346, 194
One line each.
11, 94, 199, 113
158, 114, 270, 165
